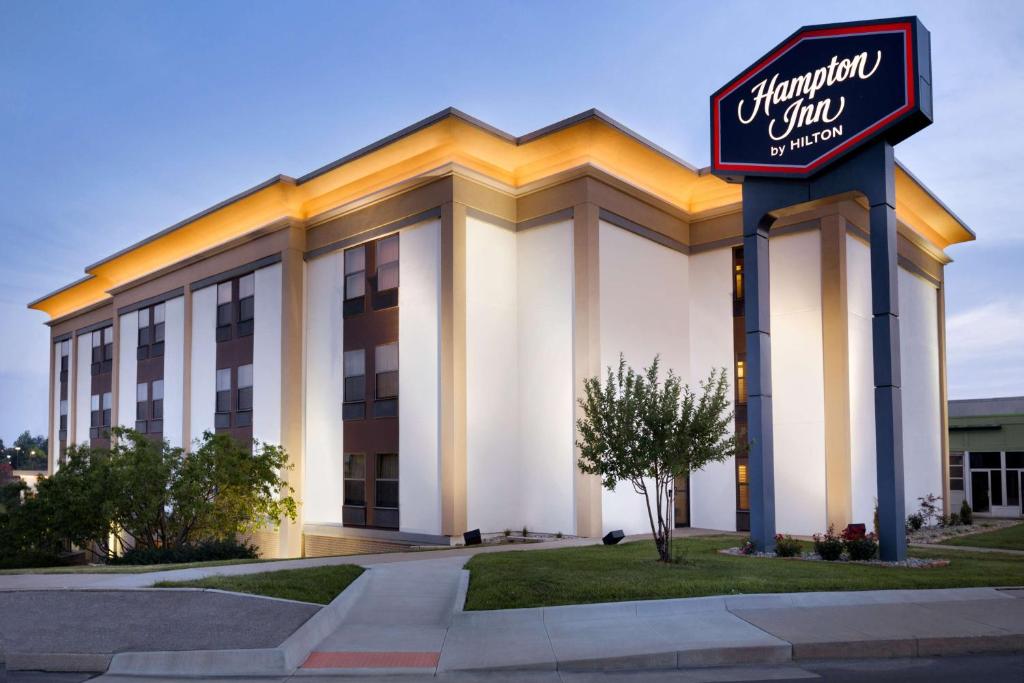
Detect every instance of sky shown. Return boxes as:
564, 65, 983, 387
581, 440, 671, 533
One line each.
1, 1, 1022, 444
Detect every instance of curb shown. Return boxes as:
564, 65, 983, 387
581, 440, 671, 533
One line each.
451, 569, 470, 614
102, 569, 373, 677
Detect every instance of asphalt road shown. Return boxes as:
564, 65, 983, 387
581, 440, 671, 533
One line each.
4, 653, 1021, 682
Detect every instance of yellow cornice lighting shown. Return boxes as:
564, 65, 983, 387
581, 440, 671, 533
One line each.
30, 109, 974, 320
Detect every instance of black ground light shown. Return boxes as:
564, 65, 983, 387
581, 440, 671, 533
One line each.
602, 530, 624, 545
463, 528, 482, 546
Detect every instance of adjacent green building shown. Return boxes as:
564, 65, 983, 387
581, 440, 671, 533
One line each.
949, 397, 1024, 519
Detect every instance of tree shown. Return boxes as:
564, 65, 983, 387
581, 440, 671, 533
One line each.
0, 429, 298, 566
576, 355, 737, 563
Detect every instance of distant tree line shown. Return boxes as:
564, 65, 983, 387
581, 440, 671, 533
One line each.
1, 431, 48, 471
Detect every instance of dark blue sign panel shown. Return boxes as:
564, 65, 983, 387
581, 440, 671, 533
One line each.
711, 17, 932, 179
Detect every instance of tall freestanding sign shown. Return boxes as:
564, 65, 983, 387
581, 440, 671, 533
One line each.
710, 17, 933, 561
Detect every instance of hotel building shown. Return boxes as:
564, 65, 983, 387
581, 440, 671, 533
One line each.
29, 109, 974, 557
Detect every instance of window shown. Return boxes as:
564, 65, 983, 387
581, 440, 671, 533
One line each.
344, 247, 366, 300
970, 452, 1001, 469
375, 343, 398, 399
343, 349, 366, 420
215, 368, 232, 428
238, 274, 255, 336
735, 358, 747, 404
236, 364, 253, 426
737, 462, 750, 510
375, 453, 399, 508
92, 392, 111, 438
217, 282, 233, 341
734, 252, 744, 301
376, 236, 399, 291
374, 343, 398, 418
91, 328, 112, 374
59, 340, 70, 381
344, 453, 366, 506
138, 304, 165, 359
150, 379, 164, 433
949, 452, 964, 491
136, 382, 148, 432
59, 399, 68, 435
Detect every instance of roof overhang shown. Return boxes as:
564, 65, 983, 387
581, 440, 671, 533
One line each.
29, 108, 974, 320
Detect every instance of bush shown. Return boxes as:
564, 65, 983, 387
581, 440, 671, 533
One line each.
739, 538, 755, 555
906, 513, 924, 532
813, 526, 844, 561
960, 500, 973, 526
842, 527, 878, 561
947, 512, 962, 527
109, 538, 258, 566
773, 534, 802, 558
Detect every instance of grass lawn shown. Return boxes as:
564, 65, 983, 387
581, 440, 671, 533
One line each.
0, 557, 278, 575
940, 522, 1024, 551
464, 535, 1024, 610
155, 564, 365, 604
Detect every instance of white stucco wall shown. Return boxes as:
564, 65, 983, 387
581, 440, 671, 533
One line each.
846, 234, 877, 525
898, 266, 942, 513
74, 334, 91, 445
117, 311, 139, 430
598, 221, 690, 535
770, 230, 827, 536
254, 263, 283, 446
189, 286, 217, 442
304, 251, 345, 525
688, 247, 737, 532
518, 220, 575, 535
163, 296, 186, 448
466, 214, 521, 533
399, 219, 443, 535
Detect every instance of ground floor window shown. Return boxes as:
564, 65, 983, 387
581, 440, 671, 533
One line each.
342, 452, 399, 529
964, 451, 1024, 516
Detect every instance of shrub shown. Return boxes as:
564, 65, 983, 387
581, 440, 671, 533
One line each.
773, 534, 801, 558
839, 528, 880, 565
739, 538, 755, 555
109, 538, 258, 566
960, 500, 973, 526
906, 513, 924, 532
916, 493, 942, 527
948, 512, 962, 527
813, 526, 843, 561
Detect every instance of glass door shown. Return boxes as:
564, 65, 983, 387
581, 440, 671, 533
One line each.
971, 471, 991, 513
674, 475, 690, 528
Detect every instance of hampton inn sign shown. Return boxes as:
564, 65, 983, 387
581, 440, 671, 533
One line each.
712, 18, 932, 178
712, 17, 935, 562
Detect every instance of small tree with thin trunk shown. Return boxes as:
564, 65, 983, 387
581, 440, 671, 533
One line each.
576, 355, 736, 563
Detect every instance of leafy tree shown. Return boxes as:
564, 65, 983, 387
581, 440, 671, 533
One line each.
577, 355, 737, 563
0, 429, 297, 566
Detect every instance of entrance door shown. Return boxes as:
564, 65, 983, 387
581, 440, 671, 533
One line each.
971, 471, 991, 513
674, 475, 690, 528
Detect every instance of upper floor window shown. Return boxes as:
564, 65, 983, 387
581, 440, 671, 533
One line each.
59, 399, 68, 436
236, 363, 253, 427
215, 368, 231, 429
376, 236, 399, 291
345, 247, 366, 301
216, 275, 255, 342
135, 380, 164, 434
735, 357, 747, 405
374, 342, 398, 418
91, 327, 114, 375
90, 391, 112, 439
343, 349, 366, 420
59, 340, 70, 381
137, 303, 165, 359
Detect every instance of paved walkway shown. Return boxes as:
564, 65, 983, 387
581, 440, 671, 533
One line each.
296, 554, 1024, 675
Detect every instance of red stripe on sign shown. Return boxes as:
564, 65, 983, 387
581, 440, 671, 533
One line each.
302, 651, 440, 669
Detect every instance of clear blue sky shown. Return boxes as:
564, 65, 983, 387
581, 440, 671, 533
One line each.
1, 1, 1021, 444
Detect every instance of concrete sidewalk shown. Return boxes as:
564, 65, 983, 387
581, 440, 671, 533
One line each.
295, 555, 1024, 676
